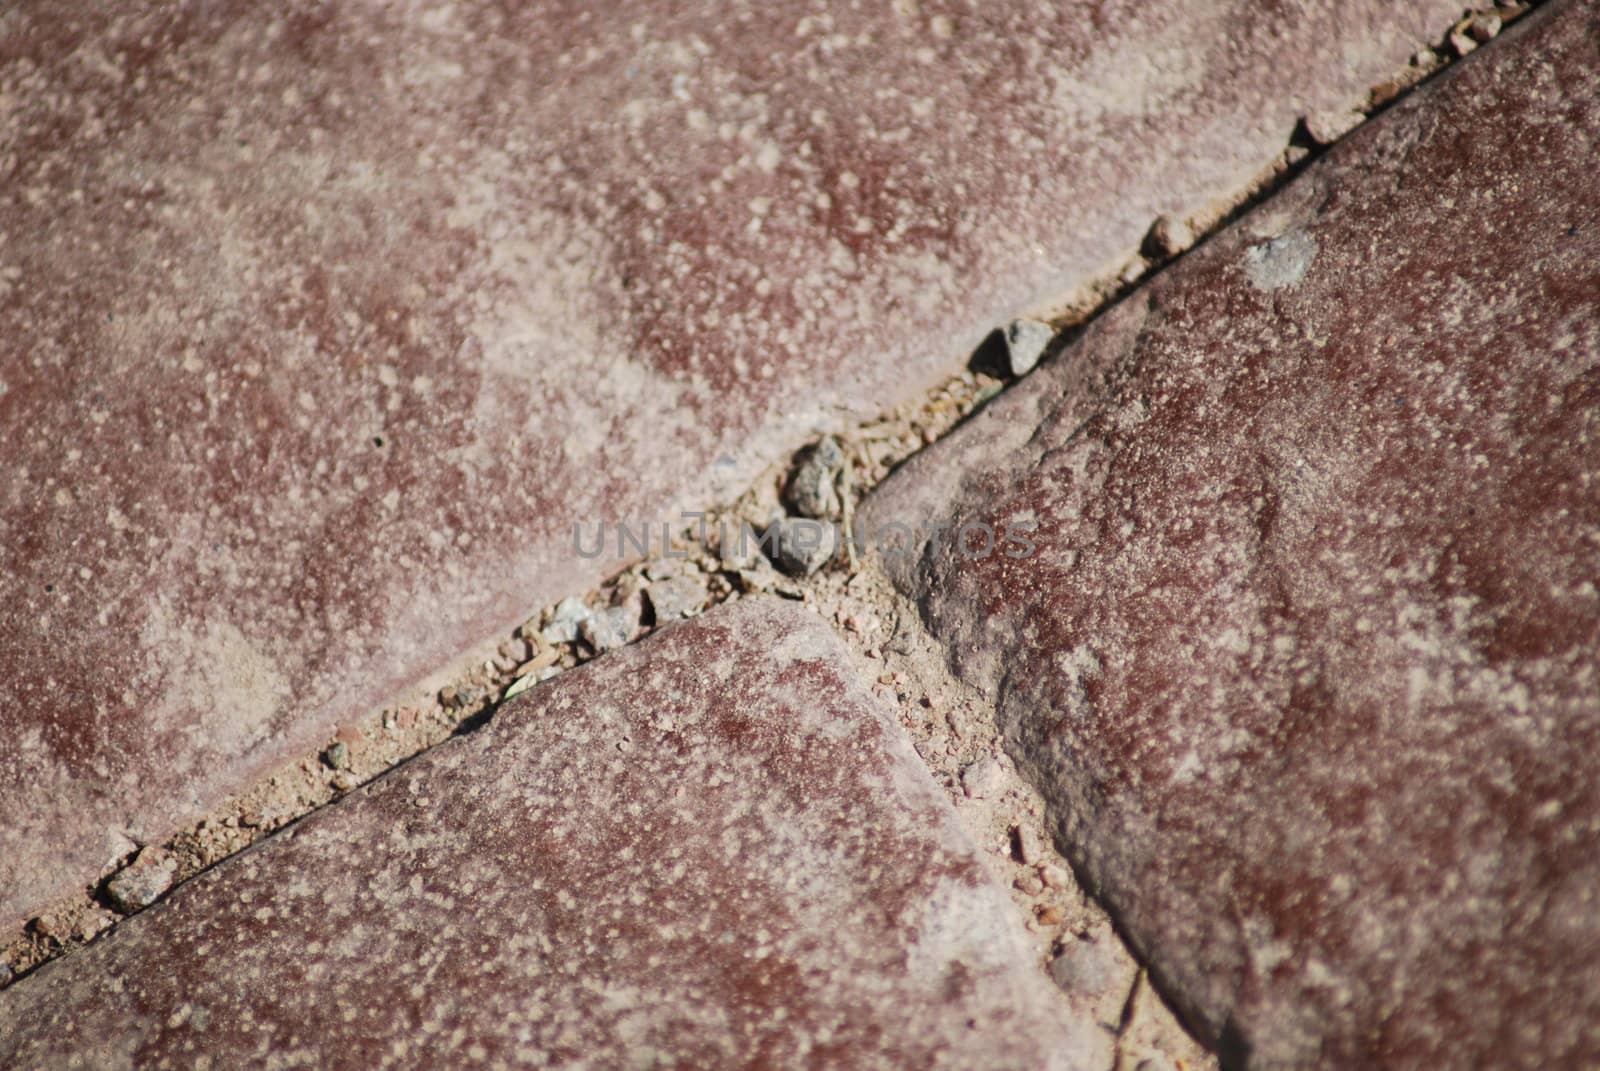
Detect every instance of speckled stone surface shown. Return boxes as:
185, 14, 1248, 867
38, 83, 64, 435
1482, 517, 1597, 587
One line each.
0, 0, 1462, 928
865, 5, 1600, 1068
0, 598, 1100, 1070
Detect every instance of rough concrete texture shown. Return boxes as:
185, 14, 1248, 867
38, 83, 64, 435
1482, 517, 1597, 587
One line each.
0, 0, 1464, 928
865, 5, 1600, 1068
0, 598, 1102, 1070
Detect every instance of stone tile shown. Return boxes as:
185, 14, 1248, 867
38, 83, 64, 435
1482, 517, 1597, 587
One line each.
0, 1, 1461, 927
0, 598, 1101, 1069
863, 5, 1600, 1068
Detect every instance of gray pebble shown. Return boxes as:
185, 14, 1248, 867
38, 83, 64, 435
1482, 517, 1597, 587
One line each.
0, 961, 12, 987
541, 596, 592, 645
105, 850, 176, 914
763, 516, 838, 577
647, 575, 707, 621
1003, 319, 1054, 376
785, 437, 845, 518
580, 604, 639, 654
322, 742, 349, 770
1048, 934, 1120, 997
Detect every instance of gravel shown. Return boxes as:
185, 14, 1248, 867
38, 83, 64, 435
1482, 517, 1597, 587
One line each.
439, 684, 478, 711
580, 604, 639, 654
960, 756, 1006, 799
1304, 108, 1365, 146
541, 596, 593, 645
762, 516, 838, 577
1003, 319, 1054, 376
1047, 933, 1121, 998
104, 850, 176, 914
1143, 214, 1195, 258
646, 574, 708, 621
785, 437, 845, 518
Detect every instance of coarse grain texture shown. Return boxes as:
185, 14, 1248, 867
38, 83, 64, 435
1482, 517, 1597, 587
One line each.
0, 0, 1465, 928
865, 4, 1600, 1067
0, 598, 1103, 1070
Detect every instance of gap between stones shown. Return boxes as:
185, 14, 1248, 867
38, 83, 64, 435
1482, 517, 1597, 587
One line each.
0, 9, 1535, 1062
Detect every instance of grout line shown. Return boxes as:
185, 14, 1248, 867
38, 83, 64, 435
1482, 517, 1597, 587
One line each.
0, 3, 1538, 1012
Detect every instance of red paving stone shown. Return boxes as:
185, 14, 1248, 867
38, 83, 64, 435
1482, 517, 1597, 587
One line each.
864, 5, 1600, 1068
0, 1, 1461, 927
0, 599, 1103, 1070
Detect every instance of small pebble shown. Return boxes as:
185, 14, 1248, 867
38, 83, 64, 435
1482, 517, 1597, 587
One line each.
540, 596, 592, 645
496, 637, 529, 667
331, 771, 360, 793
580, 604, 639, 654
646, 574, 708, 621
32, 913, 69, 943
1003, 319, 1053, 376
643, 558, 684, 582
960, 756, 1006, 799
763, 516, 838, 577
785, 437, 845, 518
1143, 214, 1195, 258
0, 961, 13, 987
1048, 933, 1120, 996
1035, 904, 1065, 927
1303, 108, 1365, 146
1038, 863, 1073, 890
1014, 872, 1045, 896
73, 909, 114, 942
711, 518, 758, 569
1467, 11, 1502, 43
322, 742, 349, 770
1012, 823, 1048, 865
439, 685, 477, 711
104, 849, 176, 913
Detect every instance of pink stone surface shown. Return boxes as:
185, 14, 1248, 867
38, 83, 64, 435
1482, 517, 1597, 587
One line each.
0, 0, 1461, 927
865, 5, 1600, 1067
0, 599, 1101, 1070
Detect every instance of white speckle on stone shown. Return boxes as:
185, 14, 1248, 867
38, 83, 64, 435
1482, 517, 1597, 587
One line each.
1243, 230, 1318, 292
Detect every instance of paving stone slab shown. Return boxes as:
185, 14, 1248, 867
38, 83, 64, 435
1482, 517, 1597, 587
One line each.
0, 598, 1102, 1069
0, 0, 1463, 928
864, 5, 1600, 1068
